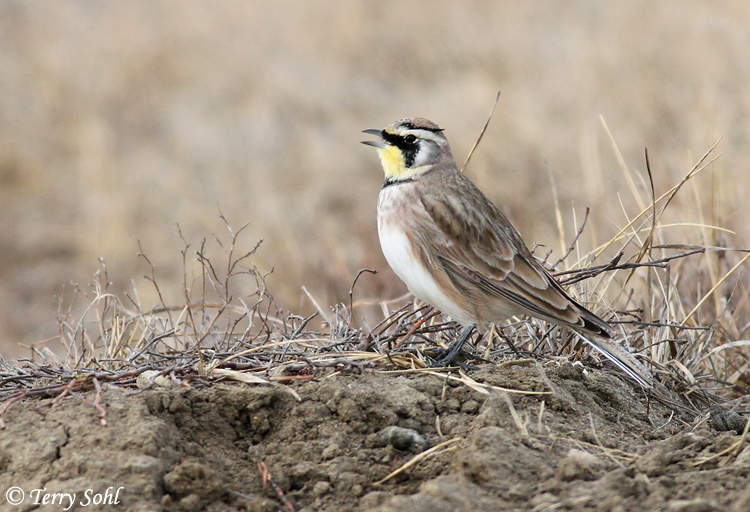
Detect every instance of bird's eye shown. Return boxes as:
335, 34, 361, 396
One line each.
404, 134, 417, 144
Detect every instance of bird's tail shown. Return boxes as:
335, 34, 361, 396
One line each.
577, 333, 653, 388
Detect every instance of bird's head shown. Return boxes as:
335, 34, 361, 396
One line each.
362, 118, 452, 183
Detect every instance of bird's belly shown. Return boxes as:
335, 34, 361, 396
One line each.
377, 221, 472, 325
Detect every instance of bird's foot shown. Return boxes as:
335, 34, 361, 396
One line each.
428, 324, 481, 370
429, 347, 479, 370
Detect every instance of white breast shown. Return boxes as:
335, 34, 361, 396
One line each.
377, 190, 472, 325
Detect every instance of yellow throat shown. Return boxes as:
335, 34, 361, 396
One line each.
377, 145, 423, 181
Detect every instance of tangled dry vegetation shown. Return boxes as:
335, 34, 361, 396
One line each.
2, 136, 749, 438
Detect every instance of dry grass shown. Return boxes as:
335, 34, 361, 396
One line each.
2, 1, 750, 352
1, 2, 750, 420
2, 138, 749, 424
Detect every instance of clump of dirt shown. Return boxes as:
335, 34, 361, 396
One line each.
1, 363, 749, 511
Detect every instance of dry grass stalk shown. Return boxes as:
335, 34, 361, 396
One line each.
1, 139, 749, 427
373, 437, 462, 486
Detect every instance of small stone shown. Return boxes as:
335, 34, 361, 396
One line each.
321, 443, 340, 460
177, 494, 202, 511
312, 481, 330, 496
444, 398, 461, 411
460, 400, 480, 414
375, 426, 428, 452
136, 370, 177, 389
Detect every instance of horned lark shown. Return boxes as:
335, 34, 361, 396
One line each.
362, 117, 652, 387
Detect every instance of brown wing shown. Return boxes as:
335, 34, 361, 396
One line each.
419, 170, 612, 338
414, 169, 652, 387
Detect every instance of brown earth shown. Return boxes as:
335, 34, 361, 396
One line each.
1, 363, 748, 512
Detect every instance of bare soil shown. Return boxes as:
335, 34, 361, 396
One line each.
1, 363, 749, 512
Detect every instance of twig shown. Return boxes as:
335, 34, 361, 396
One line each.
257, 461, 295, 511
500, 390, 528, 436
394, 308, 441, 349
551, 207, 590, 270
373, 437, 462, 485
682, 252, 750, 326
461, 89, 501, 173
555, 249, 705, 285
90, 377, 108, 426
349, 268, 377, 317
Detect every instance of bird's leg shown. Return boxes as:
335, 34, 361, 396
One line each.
430, 324, 478, 368
498, 327, 523, 357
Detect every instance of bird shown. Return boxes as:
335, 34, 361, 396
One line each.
361, 117, 653, 388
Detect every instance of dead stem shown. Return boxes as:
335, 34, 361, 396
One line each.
3, 148, 750, 428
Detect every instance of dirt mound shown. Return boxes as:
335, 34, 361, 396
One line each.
1, 363, 748, 511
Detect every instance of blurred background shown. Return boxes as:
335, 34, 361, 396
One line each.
1, 0, 749, 359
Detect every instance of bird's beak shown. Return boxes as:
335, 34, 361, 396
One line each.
361, 128, 386, 148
